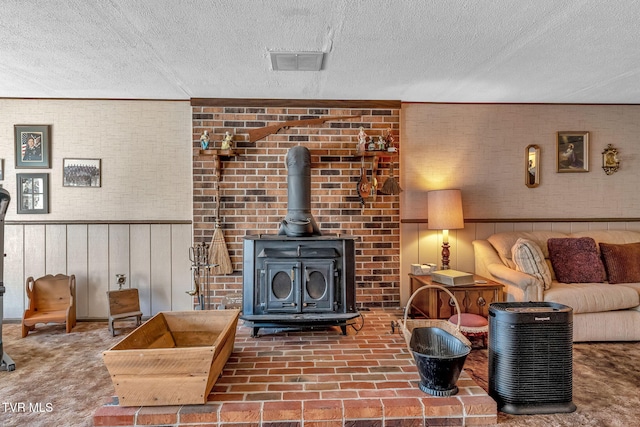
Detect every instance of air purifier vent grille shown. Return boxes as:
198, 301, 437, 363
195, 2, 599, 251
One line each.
489, 302, 576, 415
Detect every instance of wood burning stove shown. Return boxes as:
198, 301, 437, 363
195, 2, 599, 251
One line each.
241, 145, 359, 336
242, 235, 359, 337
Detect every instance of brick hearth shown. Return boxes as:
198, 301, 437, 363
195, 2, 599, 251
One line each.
93, 309, 497, 426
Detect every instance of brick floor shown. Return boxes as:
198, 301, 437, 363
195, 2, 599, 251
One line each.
93, 309, 497, 426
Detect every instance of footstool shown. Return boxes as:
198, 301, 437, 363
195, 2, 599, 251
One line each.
448, 313, 489, 349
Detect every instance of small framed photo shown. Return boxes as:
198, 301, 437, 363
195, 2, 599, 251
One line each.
0, 159, 4, 181
557, 131, 589, 173
16, 173, 49, 214
63, 158, 101, 187
14, 125, 51, 169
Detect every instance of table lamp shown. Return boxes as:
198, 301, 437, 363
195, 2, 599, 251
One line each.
427, 189, 464, 270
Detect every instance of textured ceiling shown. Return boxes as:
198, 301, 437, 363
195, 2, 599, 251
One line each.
2, 0, 640, 103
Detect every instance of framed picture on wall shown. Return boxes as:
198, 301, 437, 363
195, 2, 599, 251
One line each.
63, 158, 101, 187
14, 125, 51, 169
0, 159, 4, 181
557, 131, 589, 173
16, 173, 49, 214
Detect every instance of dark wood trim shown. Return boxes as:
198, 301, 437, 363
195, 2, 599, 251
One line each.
401, 218, 640, 224
0, 97, 188, 102
6, 220, 192, 225
190, 98, 401, 109
400, 101, 640, 106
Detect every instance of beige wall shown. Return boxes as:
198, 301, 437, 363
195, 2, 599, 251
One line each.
401, 103, 640, 220
0, 99, 193, 221
399, 103, 640, 305
0, 99, 194, 319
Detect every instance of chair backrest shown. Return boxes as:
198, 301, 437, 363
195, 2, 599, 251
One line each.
107, 288, 141, 316
30, 274, 73, 312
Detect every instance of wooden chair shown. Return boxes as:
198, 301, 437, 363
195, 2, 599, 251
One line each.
106, 288, 143, 336
22, 274, 76, 338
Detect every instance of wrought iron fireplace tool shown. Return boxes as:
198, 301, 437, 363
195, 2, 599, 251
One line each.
188, 242, 218, 310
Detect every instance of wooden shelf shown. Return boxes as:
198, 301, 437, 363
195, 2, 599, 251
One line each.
199, 149, 237, 157
354, 150, 398, 159
198, 149, 237, 180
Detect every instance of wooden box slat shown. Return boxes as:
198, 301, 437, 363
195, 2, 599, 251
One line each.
111, 376, 209, 406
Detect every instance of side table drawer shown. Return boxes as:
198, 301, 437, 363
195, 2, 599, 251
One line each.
408, 274, 504, 320
435, 288, 501, 319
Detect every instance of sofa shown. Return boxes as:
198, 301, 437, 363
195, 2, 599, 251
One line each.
473, 229, 640, 342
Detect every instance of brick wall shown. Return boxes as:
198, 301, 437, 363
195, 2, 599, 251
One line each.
192, 100, 401, 309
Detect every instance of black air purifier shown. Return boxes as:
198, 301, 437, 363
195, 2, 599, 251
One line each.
488, 302, 576, 415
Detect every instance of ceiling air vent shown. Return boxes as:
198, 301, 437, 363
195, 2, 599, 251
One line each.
270, 52, 324, 71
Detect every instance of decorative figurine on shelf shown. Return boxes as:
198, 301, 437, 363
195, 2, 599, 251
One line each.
357, 126, 368, 152
385, 127, 397, 152
377, 135, 386, 151
221, 131, 233, 150
200, 130, 210, 150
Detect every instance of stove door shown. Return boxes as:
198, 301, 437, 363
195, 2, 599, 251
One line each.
263, 260, 300, 313
302, 260, 335, 312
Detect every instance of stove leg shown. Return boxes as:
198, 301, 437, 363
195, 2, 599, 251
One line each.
340, 325, 347, 335
251, 327, 260, 338
1, 352, 15, 372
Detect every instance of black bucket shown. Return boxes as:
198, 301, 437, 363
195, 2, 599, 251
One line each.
410, 327, 471, 396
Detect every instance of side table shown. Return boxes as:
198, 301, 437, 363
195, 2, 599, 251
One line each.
409, 273, 504, 319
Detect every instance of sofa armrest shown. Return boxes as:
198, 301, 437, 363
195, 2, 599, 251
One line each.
473, 239, 544, 302
487, 263, 544, 302
473, 240, 504, 278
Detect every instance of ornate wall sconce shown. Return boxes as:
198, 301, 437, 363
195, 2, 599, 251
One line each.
602, 144, 620, 175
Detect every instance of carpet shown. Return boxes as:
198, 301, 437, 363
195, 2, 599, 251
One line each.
0, 321, 127, 427
1, 319, 639, 427
464, 341, 640, 426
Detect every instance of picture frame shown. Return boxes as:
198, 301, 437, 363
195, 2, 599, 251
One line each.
0, 159, 4, 181
63, 158, 101, 187
14, 125, 51, 169
16, 173, 49, 214
557, 131, 589, 173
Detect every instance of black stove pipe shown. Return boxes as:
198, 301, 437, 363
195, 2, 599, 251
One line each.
0, 188, 15, 371
278, 146, 321, 237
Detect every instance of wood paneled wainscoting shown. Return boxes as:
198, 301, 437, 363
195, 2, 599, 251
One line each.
2, 221, 193, 321
400, 219, 640, 306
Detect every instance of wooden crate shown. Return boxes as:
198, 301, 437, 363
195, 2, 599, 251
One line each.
102, 309, 240, 406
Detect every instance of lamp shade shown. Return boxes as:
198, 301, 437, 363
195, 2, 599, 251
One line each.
427, 189, 464, 230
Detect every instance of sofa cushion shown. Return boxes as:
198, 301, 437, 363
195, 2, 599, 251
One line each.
544, 282, 640, 313
511, 238, 552, 289
488, 231, 567, 270
599, 242, 640, 284
548, 237, 606, 283
617, 282, 640, 302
